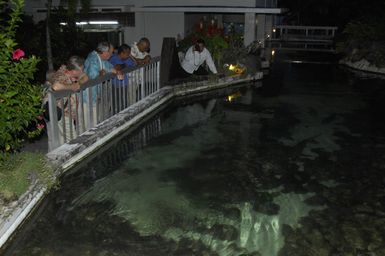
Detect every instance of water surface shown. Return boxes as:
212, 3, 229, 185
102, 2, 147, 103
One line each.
6, 64, 385, 256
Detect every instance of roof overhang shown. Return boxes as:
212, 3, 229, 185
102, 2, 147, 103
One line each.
133, 6, 286, 14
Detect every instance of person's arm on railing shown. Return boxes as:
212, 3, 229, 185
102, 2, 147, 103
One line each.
51, 81, 81, 92
134, 55, 151, 66
78, 73, 89, 85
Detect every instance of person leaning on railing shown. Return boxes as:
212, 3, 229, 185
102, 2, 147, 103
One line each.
84, 41, 124, 79
130, 37, 151, 65
83, 41, 124, 127
108, 44, 136, 113
45, 55, 89, 144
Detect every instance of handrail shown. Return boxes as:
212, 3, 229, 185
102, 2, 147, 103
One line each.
51, 56, 162, 96
46, 56, 161, 151
274, 25, 338, 30
268, 25, 338, 52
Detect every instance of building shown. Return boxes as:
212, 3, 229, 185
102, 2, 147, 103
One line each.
24, 0, 284, 56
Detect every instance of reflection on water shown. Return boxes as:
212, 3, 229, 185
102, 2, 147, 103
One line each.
71, 116, 323, 255
6, 65, 385, 256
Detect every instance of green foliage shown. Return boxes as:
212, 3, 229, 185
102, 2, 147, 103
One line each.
177, 31, 229, 68
15, 6, 99, 82
342, 21, 385, 43
337, 18, 385, 67
0, 0, 43, 152
203, 34, 229, 63
0, 152, 56, 202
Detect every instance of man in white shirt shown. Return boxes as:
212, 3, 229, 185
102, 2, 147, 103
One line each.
180, 39, 218, 76
131, 37, 151, 65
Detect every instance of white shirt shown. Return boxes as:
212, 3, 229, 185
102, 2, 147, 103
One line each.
130, 42, 149, 59
181, 46, 217, 74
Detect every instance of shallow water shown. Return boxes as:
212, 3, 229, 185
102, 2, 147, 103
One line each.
6, 64, 385, 256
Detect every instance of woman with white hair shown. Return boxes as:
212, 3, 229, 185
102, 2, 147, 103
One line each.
45, 55, 89, 148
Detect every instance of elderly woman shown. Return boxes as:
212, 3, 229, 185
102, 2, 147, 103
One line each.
46, 55, 88, 147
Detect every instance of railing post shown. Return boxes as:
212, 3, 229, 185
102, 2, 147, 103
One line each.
87, 87, 93, 130
78, 91, 85, 134
47, 90, 60, 150
140, 67, 145, 99
156, 61, 160, 90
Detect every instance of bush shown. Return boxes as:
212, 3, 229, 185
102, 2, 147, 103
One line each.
177, 23, 229, 67
337, 19, 385, 67
0, 0, 43, 153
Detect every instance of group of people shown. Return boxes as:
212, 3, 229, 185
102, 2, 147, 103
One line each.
49, 37, 218, 95
46, 37, 218, 147
46, 37, 151, 144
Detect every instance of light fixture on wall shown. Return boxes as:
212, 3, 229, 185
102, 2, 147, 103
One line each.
59, 20, 119, 26
89, 21, 118, 25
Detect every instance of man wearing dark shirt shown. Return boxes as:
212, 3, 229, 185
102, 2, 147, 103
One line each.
108, 44, 136, 113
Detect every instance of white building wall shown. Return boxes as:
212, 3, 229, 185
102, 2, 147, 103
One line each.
89, 0, 257, 7
256, 14, 266, 46
244, 13, 256, 46
24, 0, 261, 13
129, 12, 184, 56
265, 15, 274, 39
23, 0, 278, 57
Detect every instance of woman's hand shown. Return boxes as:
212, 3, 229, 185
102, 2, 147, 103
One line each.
71, 82, 81, 92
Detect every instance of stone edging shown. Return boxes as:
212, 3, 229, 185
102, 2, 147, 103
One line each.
340, 59, 385, 75
0, 73, 262, 250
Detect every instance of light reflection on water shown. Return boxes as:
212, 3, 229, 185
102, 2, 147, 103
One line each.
71, 113, 324, 255
6, 65, 385, 256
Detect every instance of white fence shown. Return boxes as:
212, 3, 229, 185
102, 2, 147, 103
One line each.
267, 25, 338, 52
46, 56, 161, 151
271, 25, 338, 41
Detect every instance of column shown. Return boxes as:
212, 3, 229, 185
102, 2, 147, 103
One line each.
244, 13, 256, 46
256, 14, 266, 47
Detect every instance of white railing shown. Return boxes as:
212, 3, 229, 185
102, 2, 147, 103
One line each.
46, 56, 161, 151
271, 25, 338, 42
266, 25, 338, 52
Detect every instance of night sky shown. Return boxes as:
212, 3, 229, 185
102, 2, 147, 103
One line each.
278, 0, 385, 28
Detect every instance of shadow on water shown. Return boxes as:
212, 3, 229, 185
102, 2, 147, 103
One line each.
4, 61, 385, 256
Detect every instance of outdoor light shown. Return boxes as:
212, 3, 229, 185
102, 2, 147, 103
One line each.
89, 21, 119, 25
227, 92, 242, 102
228, 64, 245, 74
273, 28, 276, 33
59, 21, 119, 26
272, 49, 275, 56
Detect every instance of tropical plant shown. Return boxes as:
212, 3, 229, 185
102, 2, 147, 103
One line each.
177, 21, 229, 67
46, 0, 92, 71
337, 18, 385, 67
0, 0, 43, 153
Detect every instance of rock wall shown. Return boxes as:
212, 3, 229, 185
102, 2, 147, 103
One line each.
340, 58, 385, 75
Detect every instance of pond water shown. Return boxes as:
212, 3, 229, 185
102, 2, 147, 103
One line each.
5, 63, 385, 256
